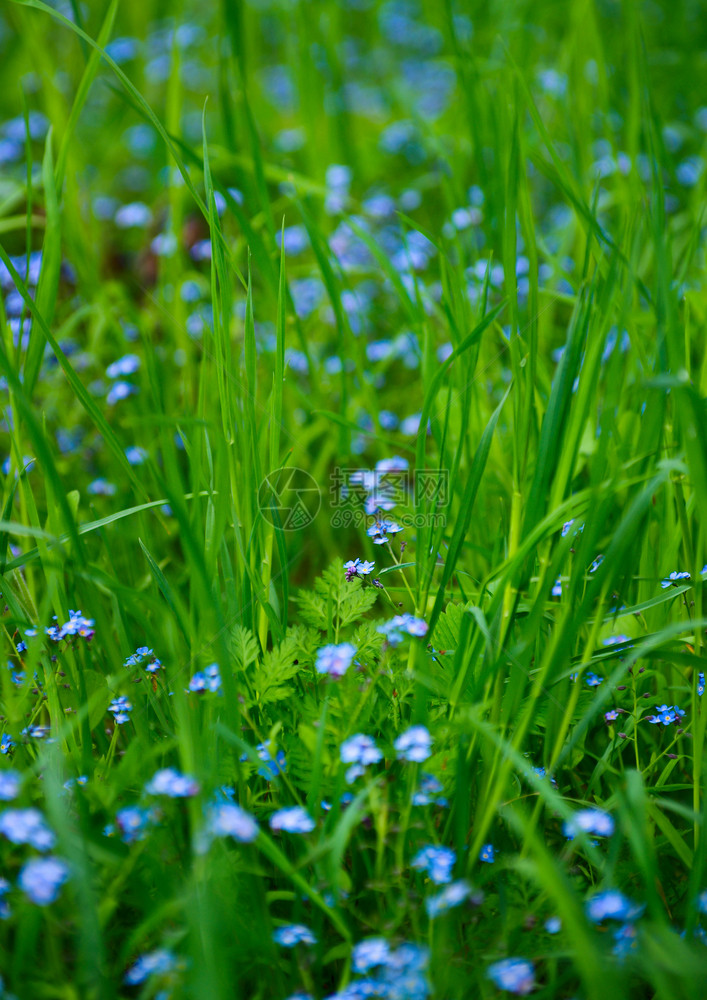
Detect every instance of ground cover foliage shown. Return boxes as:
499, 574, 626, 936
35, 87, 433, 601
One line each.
1, 0, 707, 997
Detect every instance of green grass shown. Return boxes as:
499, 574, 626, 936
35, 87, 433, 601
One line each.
1, 0, 707, 997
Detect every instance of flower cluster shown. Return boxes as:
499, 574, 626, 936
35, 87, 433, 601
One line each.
315, 642, 357, 678
145, 768, 199, 798
125, 646, 163, 673
486, 957, 536, 995
377, 614, 428, 646
367, 518, 404, 545
563, 808, 615, 840
660, 570, 691, 589
340, 733, 382, 783
187, 663, 221, 693
108, 696, 132, 725
412, 773, 448, 807
645, 704, 686, 726
269, 806, 315, 834
411, 845, 456, 884
344, 558, 375, 581
273, 924, 317, 947
46, 610, 95, 642
0, 808, 55, 850
341, 939, 429, 1000
395, 725, 432, 763
425, 880, 475, 918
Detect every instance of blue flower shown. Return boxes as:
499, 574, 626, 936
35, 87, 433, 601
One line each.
0, 735, 14, 755
545, 916, 561, 934
315, 643, 357, 678
108, 696, 132, 725
585, 673, 603, 687
411, 845, 456, 884
124, 949, 177, 985
206, 802, 258, 842
425, 880, 473, 918
646, 704, 685, 726
0, 808, 55, 850
340, 734, 382, 782
660, 570, 690, 589
273, 924, 317, 947
551, 577, 562, 597
0, 771, 20, 800
269, 806, 315, 834
106, 381, 137, 406
188, 663, 221, 693
352, 938, 391, 973
116, 806, 157, 844
344, 558, 376, 581
586, 890, 644, 923
256, 743, 287, 779
612, 923, 638, 959
367, 519, 403, 545
395, 725, 432, 762
480, 843, 495, 863
18, 856, 69, 905
699, 673, 705, 697
412, 773, 448, 807
486, 958, 535, 995
564, 808, 614, 840
145, 768, 199, 798
377, 615, 428, 646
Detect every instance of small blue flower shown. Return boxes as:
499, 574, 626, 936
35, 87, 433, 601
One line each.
377, 614, 428, 646
699, 673, 705, 697
480, 843, 495, 863
660, 570, 691, 589
272, 924, 317, 947
269, 806, 315, 834
256, 744, 287, 779
545, 916, 561, 934
412, 845, 456, 884
589, 555, 604, 573
486, 957, 535, 995
367, 519, 403, 545
395, 725, 432, 763
145, 768, 199, 798
340, 734, 382, 782
315, 643, 357, 678
124, 949, 177, 985
206, 802, 258, 842
551, 577, 562, 597
344, 558, 376, 581
188, 663, 221, 693
0, 771, 21, 801
108, 696, 132, 725
585, 672, 603, 687
425, 880, 473, 918
586, 889, 644, 923
115, 806, 157, 844
612, 923, 638, 959
0, 808, 55, 850
18, 856, 69, 905
563, 808, 614, 840
352, 938, 391, 973
412, 773, 447, 807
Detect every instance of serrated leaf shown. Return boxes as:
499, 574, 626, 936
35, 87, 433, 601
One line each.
230, 624, 260, 672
